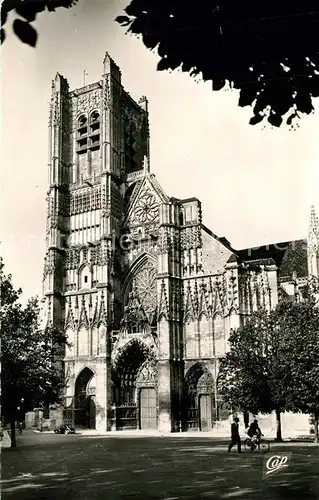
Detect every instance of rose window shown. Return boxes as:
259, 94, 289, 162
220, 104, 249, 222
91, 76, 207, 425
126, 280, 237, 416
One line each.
133, 191, 159, 223
131, 265, 157, 320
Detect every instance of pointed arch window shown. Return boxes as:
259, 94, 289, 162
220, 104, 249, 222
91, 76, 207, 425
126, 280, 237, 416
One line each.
185, 315, 197, 358
214, 314, 225, 357
78, 326, 89, 356
199, 313, 211, 358
76, 114, 89, 183
77, 115, 88, 150
89, 111, 100, 151
79, 265, 91, 290
91, 325, 99, 356
128, 322, 139, 334
158, 316, 169, 358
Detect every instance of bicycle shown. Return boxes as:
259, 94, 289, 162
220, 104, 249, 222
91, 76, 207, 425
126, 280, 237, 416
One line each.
244, 434, 270, 453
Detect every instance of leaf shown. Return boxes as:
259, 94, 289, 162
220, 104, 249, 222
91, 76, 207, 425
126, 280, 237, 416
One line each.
238, 87, 257, 107
46, 0, 75, 11
268, 113, 283, 127
295, 93, 314, 115
115, 15, 131, 26
157, 57, 171, 71
13, 19, 37, 47
1, 0, 16, 16
1, 6, 8, 26
15, 3, 38, 22
143, 32, 159, 50
115, 1, 319, 128
249, 114, 264, 125
212, 79, 225, 91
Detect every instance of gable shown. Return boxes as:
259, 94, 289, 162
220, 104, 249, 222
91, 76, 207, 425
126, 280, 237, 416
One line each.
123, 174, 169, 229
201, 228, 233, 274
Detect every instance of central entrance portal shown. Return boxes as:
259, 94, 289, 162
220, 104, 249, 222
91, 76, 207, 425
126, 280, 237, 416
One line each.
139, 387, 157, 429
112, 340, 158, 431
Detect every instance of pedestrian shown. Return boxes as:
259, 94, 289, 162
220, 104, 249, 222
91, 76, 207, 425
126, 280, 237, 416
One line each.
228, 417, 241, 453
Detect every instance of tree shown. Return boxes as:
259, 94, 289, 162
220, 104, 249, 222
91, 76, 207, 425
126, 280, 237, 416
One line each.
0, 259, 67, 447
116, 1, 319, 128
277, 291, 319, 444
218, 280, 319, 443
1, 0, 76, 46
217, 308, 287, 441
3, 2, 319, 128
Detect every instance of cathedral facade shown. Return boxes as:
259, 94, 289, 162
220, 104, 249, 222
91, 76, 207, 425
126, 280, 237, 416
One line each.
42, 53, 316, 433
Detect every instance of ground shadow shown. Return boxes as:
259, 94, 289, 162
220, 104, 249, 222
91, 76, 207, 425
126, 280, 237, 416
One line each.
2, 436, 318, 499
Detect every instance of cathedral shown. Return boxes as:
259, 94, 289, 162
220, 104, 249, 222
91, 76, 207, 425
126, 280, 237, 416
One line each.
41, 53, 317, 434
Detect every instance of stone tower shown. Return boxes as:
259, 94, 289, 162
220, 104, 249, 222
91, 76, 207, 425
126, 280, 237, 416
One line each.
42, 54, 151, 431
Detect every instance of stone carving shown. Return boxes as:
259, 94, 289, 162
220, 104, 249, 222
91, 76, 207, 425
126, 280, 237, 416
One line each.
132, 189, 159, 223
112, 335, 157, 367
65, 247, 81, 270
181, 226, 202, 250
120, 281, 149, 333
158, 280, 169, 319
65, 302, 75, 329
126, 181, 161, 229
136, 360, 158, 386
52, 93, 60, 127
98, 325, 107, 354
197, 371, 214, 394
103, 76, 110, 107
78, 301, 89, 329
77, 90, 101, 115
70, 186, 102, 215
65, 362, 75, 384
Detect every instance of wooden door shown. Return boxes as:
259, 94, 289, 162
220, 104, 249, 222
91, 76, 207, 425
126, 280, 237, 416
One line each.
139, 388, 157, 429
199, 394, 212, 431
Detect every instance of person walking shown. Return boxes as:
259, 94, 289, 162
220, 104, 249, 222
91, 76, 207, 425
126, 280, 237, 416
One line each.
228, 417, 241, 453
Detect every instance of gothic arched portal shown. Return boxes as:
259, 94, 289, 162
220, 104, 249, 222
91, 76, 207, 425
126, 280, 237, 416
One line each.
183, 363, 215, 432
74, 367, 96, 429
112, 341, 157, 430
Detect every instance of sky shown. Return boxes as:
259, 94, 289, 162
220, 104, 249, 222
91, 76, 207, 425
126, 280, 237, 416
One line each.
2, 0, 319, 301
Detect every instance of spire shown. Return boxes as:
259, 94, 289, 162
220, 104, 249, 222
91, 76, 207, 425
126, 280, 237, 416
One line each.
143, 155, 150, 175
53, 72, 69, 93
103, 52, 121, 83
309, 205, 319, 236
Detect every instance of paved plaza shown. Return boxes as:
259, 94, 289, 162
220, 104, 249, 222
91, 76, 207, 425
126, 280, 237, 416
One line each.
1, 431, 318, 500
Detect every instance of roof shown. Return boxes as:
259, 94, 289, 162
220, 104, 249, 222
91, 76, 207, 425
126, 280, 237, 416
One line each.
236, 240, 307, 267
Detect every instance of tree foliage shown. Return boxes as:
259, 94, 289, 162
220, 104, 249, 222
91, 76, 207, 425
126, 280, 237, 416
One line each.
1, 0, 77, 46
279, 240, 308, 279
217, 309, 287, 431
278, 299, 319, 425
0, 259, 67, 444
218, 282, 319, 441
116, 1, 319, 128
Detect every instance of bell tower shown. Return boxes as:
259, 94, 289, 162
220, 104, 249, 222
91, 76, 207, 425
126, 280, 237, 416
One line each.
42, 53, 150, 432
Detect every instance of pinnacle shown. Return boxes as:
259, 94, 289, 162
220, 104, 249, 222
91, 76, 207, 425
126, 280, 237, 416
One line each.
309, 205, 319, 232
143, 155, 150, 175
